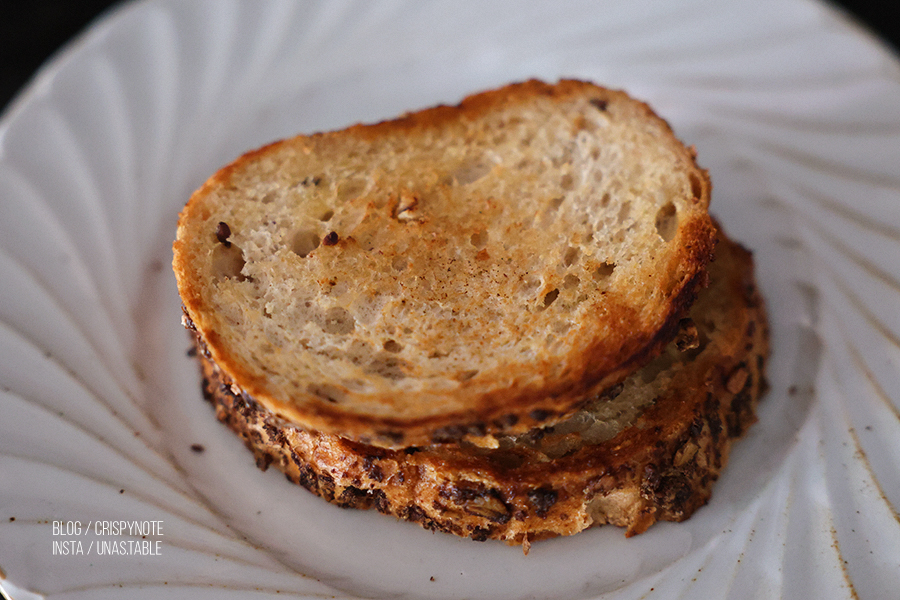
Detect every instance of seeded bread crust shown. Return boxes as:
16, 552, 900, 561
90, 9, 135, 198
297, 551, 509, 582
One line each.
194, 234, 768, 549
173, 79, 717, 447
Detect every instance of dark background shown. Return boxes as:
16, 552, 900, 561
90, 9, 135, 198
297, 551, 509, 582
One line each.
1, 0, 898, 116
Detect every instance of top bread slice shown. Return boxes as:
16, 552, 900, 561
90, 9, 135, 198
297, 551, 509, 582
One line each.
173, 79, 717, 447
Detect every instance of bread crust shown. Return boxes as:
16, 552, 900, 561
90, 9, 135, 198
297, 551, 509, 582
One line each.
194, 234, 768, 548
173, 79, 717, 447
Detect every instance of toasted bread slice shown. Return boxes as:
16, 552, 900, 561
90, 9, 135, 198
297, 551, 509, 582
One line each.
174, 79, 716, 446
196, 232, 768, 548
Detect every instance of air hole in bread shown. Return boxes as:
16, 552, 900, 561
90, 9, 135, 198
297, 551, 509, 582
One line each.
611, 229, 628, 244
320, 209, 335, 222
551, 147, 574, 168
616, 201, 631, 225
521, 276, 541, 297
383, 339, 403, 353
321, 307, 356, 335
346, 340, 374, 365
393, 190, 420, 220
341, 378, 368, 392
593, 262, 616, 281
260, 191, 277, 204
563, 274, 580, 289
291, 229, 321, 258
599, 192, 611, 208
689, 172, 703, 201
338, 178, 367, 201
299, 175, 323, 187
562, 246, 580, 267
541, 288, 560, 309
453, 161, 492, 185
307, 382, 346, 403
212, 244, 246, 280
655, 202, 678, 242
470, 230, 488, 249
392, 255, 408, 271
560, 173, 575, 190
590, 98, 608, 111
571, 115, 590, 134
540, 198, 565, 227
367, 356, 406, 380
553, 321, 571, 335
457, 369, 479, 381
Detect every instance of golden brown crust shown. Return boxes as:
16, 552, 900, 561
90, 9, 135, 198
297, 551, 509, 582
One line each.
174, 79, 717, 447
194, 234, 768, 547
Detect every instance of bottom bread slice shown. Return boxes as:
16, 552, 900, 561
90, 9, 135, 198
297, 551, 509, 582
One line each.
194, 232, 768, 550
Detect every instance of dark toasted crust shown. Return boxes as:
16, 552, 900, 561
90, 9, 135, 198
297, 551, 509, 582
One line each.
173, 79, 717, 447
194, 234, 768, 548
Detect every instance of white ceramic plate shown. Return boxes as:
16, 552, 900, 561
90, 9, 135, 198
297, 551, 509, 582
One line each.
2, 1, 900, 598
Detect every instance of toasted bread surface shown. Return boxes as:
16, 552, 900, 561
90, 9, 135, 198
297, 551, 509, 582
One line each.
174, 79, 716, 446
196, 232, 768, 547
